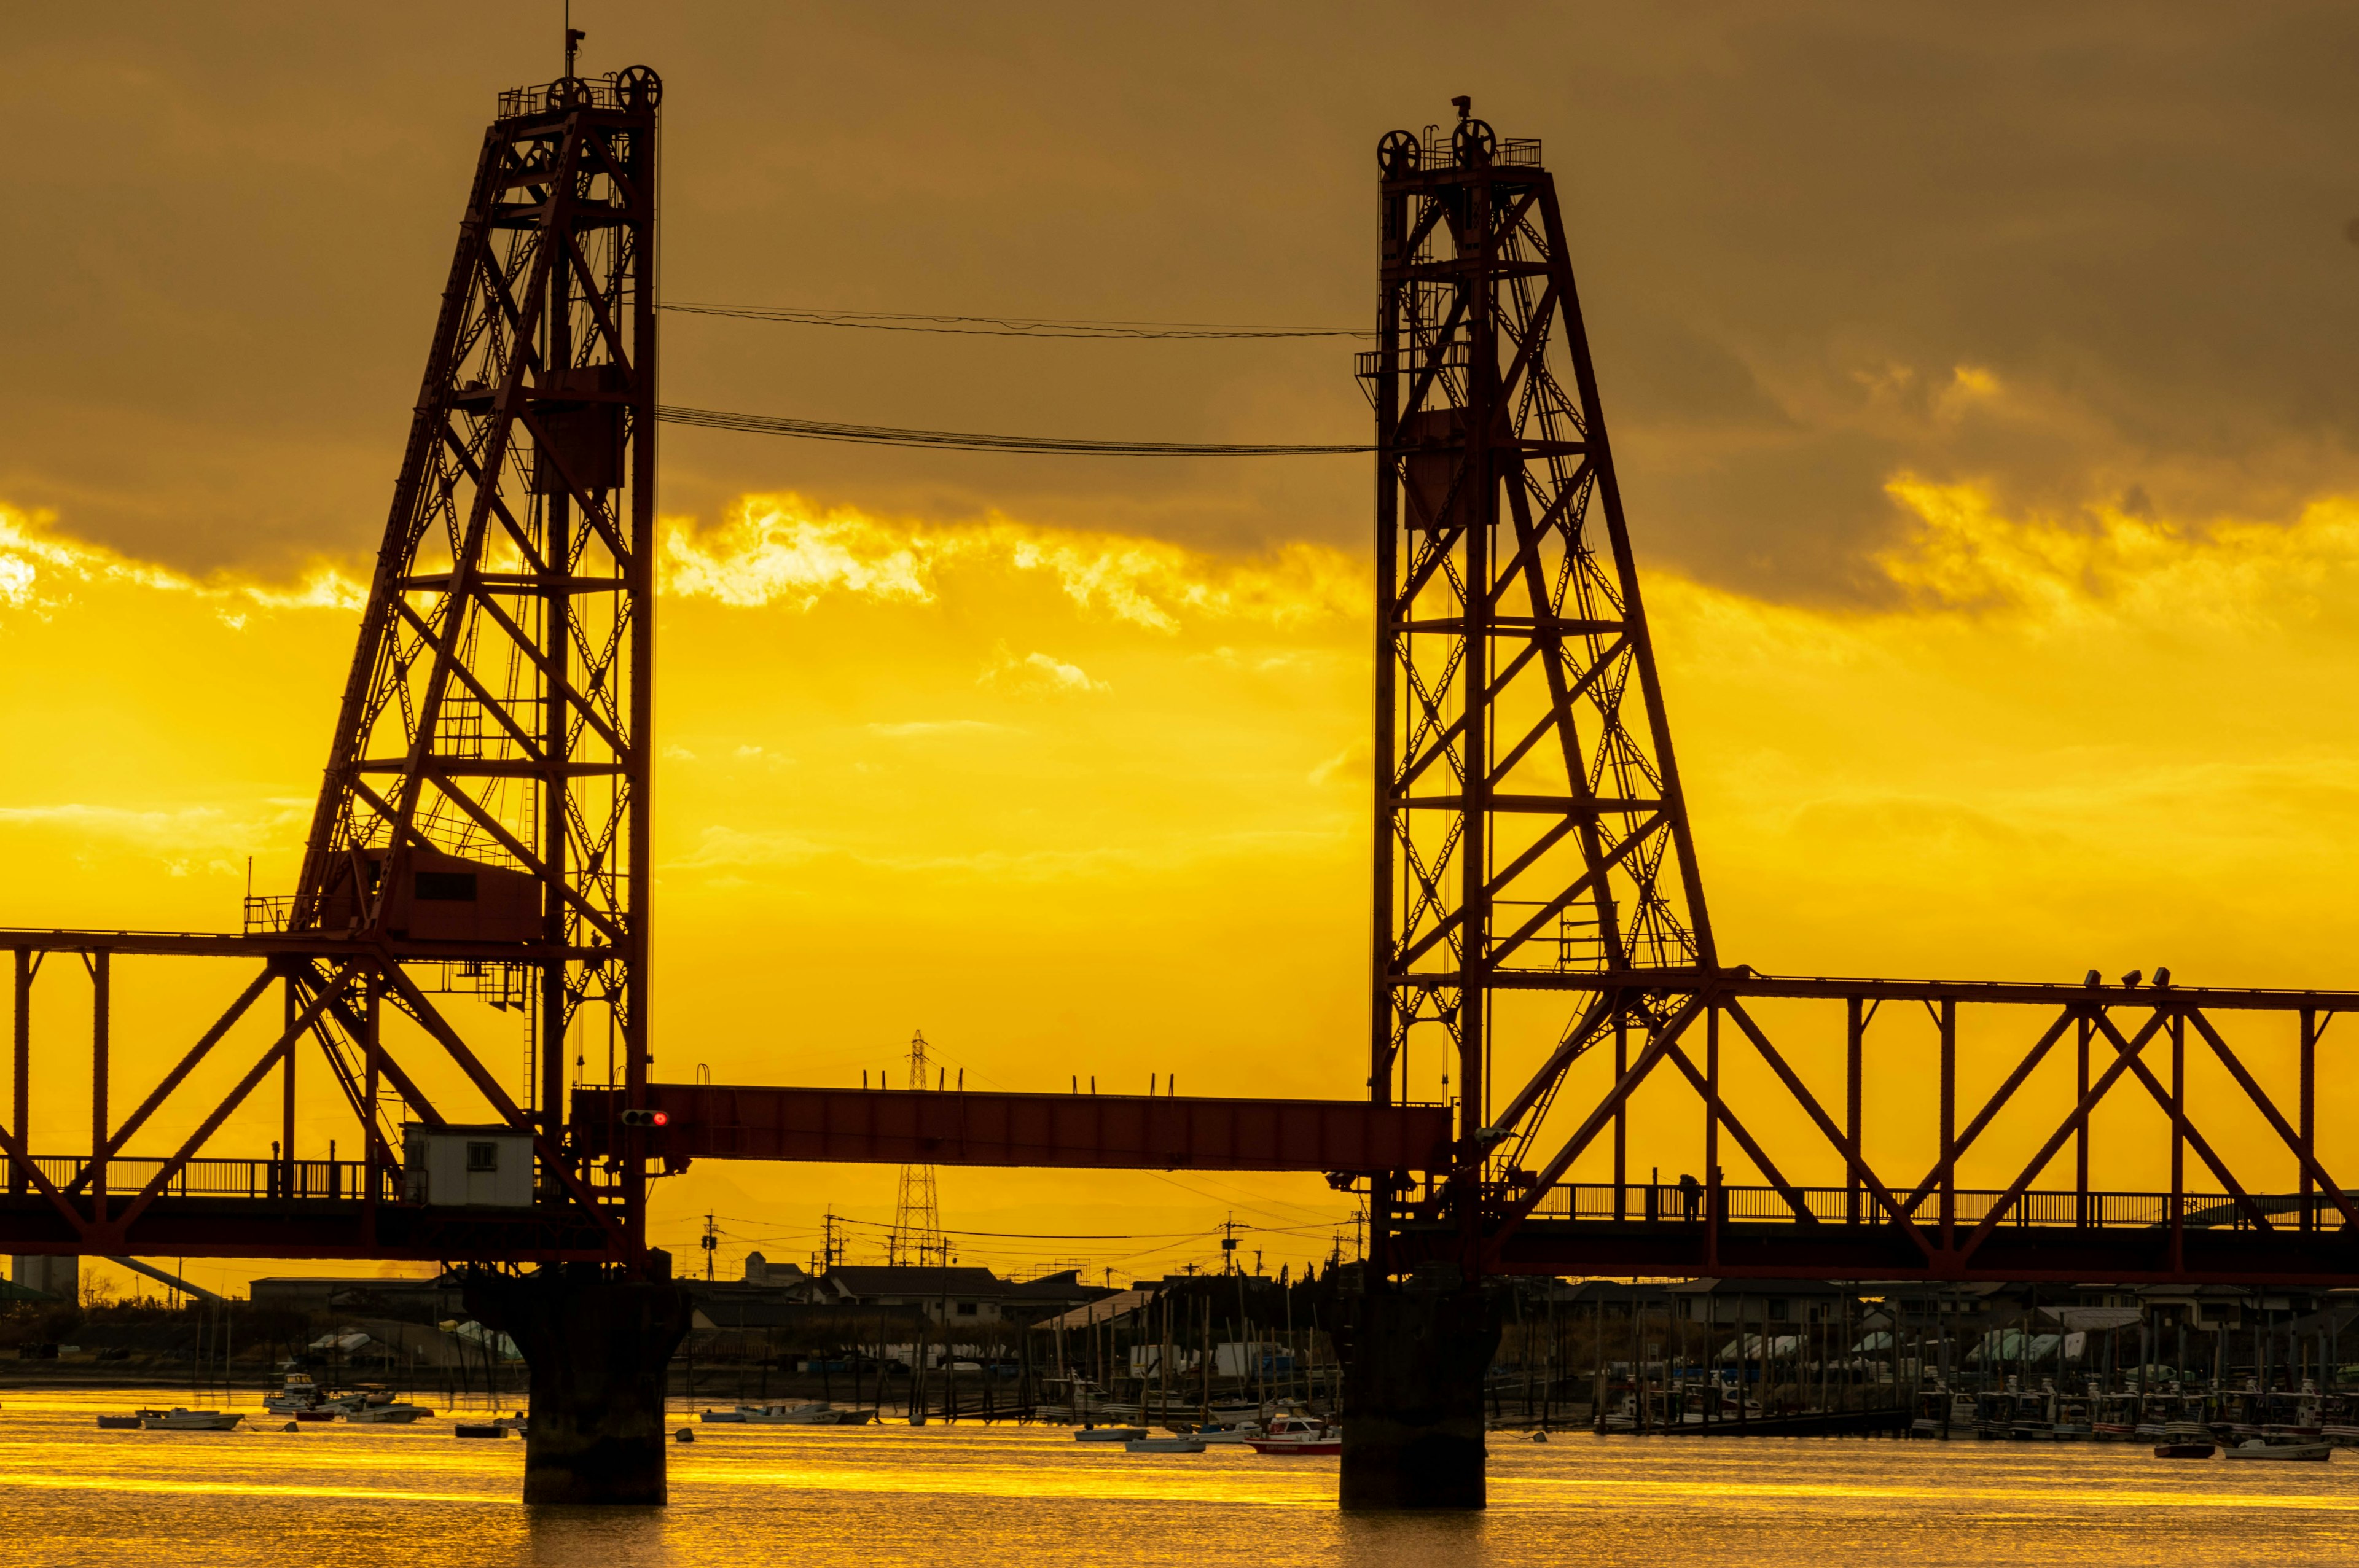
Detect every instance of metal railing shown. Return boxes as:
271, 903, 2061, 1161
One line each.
8, 1156, 400, 1203
1533, 1181, 2353, 1233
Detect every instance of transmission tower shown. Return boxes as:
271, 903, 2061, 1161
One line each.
1368, 101, 1715, 1271
287, 63, 665, 1254
888, 1031, 947, 1268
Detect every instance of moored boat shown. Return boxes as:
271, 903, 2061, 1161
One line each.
1248, 1415, 1340, 1456
453, 1423, 507, 1439
2153, 1441, 2216, 1459
735, 1402, 840, 1426
1073, 1426, 1149, 1442
345, 1402, 432, 1424
1125, 1437, 1206, 1453
95, 1413, 144, 1430
139, 1408, 243, 1432
2224, 1438, 2332, 1461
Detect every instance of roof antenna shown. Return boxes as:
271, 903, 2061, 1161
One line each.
564, 2, 584, 77
1452, 95, 1472, 120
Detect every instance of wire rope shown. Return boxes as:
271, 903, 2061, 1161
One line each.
655, 404, 1369, 456
660, 300, 1366, 341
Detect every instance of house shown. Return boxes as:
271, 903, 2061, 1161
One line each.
808, 1266, 1104, 1326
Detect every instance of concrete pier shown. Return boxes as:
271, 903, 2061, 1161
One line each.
464, 1263, 693, 1505
1337, 1270, 1502, 1510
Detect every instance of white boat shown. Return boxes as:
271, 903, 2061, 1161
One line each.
139, 1408, 243, 1432
1247, 1415, 1340, 1456
1125, 1437, 1206, 1453
2224, 1438, 2333, 1461
345, 1402, 432, 1424
1073, 1426, 1149, 1442
265, 1373, 324, 1414
698, 1408, 747, 1423
735, 1402, 840, 1425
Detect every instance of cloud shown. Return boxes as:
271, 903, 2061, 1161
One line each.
659, 493, 1362, 630
978, 645, 1108, 697
864, 720, 1017, 738
0, 504, 364, 617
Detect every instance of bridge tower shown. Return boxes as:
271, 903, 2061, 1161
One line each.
290, 61, 664, 1257
1352, 98, 1716, 1507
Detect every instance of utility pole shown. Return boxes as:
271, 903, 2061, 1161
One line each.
1221, 1214, 1238, 1275
701, 1212, 717, 1282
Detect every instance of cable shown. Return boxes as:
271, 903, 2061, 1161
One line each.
655, 404, 1370, 456
661, 301, 1367, 341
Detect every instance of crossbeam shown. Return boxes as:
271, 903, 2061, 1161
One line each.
572, 1084, 1453, 1174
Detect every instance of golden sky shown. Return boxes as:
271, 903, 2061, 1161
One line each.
7, 4, 2359, 1293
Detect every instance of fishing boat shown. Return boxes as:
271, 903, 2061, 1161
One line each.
697, 1408, 747, 1423
453, 1423, 507, 1440
1126, 1436, 1206, 1453
736, 1402, 843, 1425
95, 1413, 144, 1430
139, 1408, 243, 1431
1073, 1426, 1149, 1442
2153, 1441, 2216, 1459
1248, 1415, 1340, 1455
345, 1402, 432, 1424
292, 1410, 338, 1423
2223, 1438, 2333, 1461
265, 1373, 325, 1414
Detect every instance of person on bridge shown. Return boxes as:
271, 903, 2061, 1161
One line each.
1679, 1172, 1702, 1221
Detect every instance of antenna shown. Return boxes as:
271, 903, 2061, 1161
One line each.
565, 2, 585, 78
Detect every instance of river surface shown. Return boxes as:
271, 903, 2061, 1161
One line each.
0, 1390, 2352, 1566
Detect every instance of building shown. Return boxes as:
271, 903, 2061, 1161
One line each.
808, 1266, 1105, 1326
9, 1256, 76, 1302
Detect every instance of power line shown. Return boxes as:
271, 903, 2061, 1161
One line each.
660, 300, 1367, 341
655, 404, 1370, 456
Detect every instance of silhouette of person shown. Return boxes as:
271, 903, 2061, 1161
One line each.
1679, 1171, 1702, 1220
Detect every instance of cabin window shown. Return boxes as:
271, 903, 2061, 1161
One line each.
466, 1142, 499, 1172
1769, 1298, 1788, 1322
417, 872, 479, 902
956, 1301, 978, 1317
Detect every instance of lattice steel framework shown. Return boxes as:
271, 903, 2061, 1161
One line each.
1367, 108, 1714, 1268
287, 65, 665, 1252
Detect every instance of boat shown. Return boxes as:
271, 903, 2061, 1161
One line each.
495, 1413, 530, 1435
2153, 1441, 2217, 1459
2223, 1438, 2333, 1461
828, 1409, 877, 1426
138, 1408, 243, 1431
265, 1373, 324, 1414
1248, 1415, 1340, 1456
453, 1423, 507, 1440
293, 1410, 338, 1423
1126, 1437, 1206, 1453
95, 1413, 143, 1430
1073, 1426, 1149, 1442
697, 1408, 747, 1424
735, 1402, 842, 1426
345, 1402, 432, 1424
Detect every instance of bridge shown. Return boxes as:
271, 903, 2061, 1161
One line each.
6, 61, 2353, 1512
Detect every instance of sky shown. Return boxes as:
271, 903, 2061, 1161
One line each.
7, 2, 2359, 1297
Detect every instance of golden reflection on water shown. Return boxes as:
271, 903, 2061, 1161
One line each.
0, 1389, 2353, 1567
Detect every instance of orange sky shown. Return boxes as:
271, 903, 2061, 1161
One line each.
11, 451, 2359, 1294
10, 6, 2359, 1297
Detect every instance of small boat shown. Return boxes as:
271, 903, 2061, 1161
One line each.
735, 1402, 840, 1426
1073, 1426, 1149, 1443
2153, 1441, 2217, 1459
1248, 1416, 1340, 1456
494, 1412, 529, 1434
453, 1423, 507, 1440
1125, 1437, 1206, 1453
2223, 1439, 2332, 1461
698, 1408, 747, 1424
265, 1373, 324, 1414
139, 1408, 243, 1432
293, 1410, 337, 1423
345, 1403, 432, 1424
95, 1414, 143, 1430
829, 1409, 877, 1426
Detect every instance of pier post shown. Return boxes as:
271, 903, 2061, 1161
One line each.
465, 1262, 693, 1505
1337, 1269, 1501, 1510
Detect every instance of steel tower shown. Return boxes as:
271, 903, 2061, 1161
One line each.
286, 64, 665, 1255
1368, 103, 1715, 1273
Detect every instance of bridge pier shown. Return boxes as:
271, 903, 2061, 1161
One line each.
464, 1262, 692, 1505
1337, 1270, 1501, 1510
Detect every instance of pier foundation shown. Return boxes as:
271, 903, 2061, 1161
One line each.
465, 1263, 693, 1505
1337, 1271, 1501, 1510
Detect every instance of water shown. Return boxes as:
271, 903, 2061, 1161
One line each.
0, 1391, 2353, 1566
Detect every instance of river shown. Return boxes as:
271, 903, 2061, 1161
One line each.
0, 1390, 2350, 1566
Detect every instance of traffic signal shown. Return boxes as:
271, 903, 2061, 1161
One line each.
619, 1108, 668, 1128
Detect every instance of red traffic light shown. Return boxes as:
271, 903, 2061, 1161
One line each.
620, 1107, 669, 1128
652, 1110, 668, 1126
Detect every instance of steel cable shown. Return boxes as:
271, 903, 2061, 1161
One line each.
660, 301, 1367, 341
655, 404, 1371, 456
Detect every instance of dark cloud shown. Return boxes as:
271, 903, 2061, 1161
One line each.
6, 2, 2359, 600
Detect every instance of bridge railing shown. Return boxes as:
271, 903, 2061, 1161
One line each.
1536, 1182, 2347, 1232
7, 1156, 400, 1203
